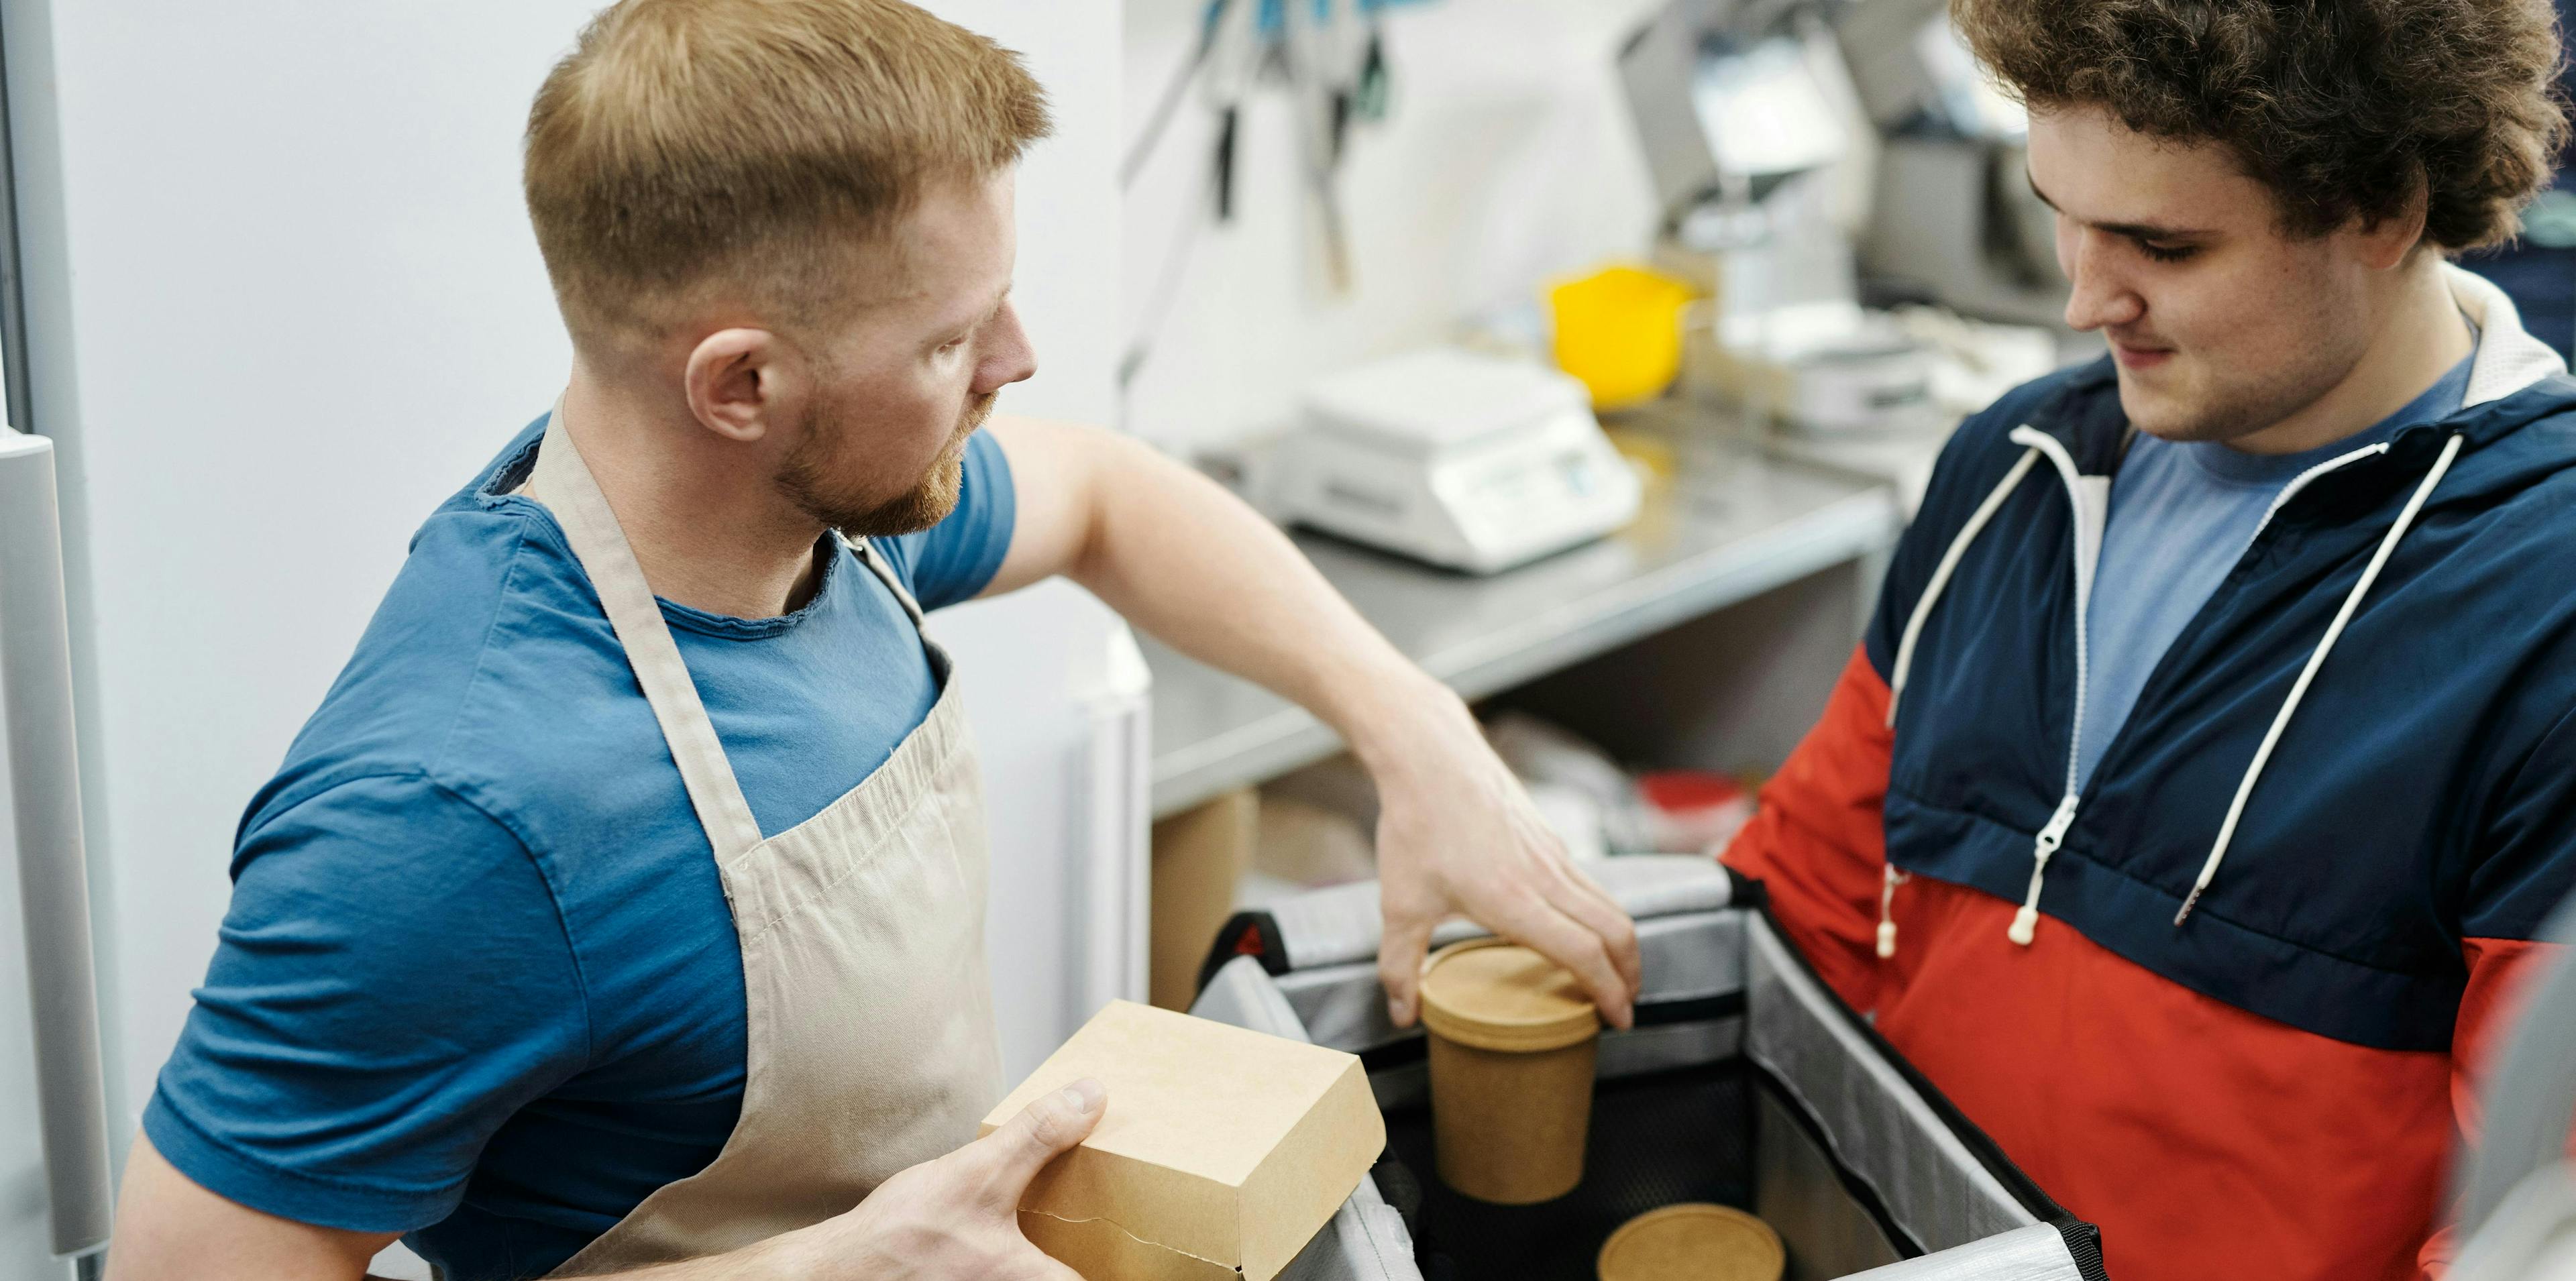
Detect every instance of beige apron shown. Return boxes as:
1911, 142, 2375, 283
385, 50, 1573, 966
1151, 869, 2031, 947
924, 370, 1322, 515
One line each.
524, 406, 1004, 1276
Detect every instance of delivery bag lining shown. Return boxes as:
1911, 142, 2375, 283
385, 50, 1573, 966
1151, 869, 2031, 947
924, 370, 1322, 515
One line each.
1189, 858, 2109, 1280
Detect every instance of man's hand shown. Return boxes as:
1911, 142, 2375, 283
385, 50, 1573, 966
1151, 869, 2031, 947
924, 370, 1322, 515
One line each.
784, 1078, 1106, 1280
1362, 679, 1642, 1031
987, 418, 1641, 1030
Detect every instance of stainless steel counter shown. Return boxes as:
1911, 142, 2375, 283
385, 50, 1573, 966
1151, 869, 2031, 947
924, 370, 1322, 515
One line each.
1145, 436, 1903, 816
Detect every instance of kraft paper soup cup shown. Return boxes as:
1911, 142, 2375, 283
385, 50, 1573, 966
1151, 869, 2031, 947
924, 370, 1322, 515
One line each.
1419, 938, 1601, 1203
1597, 1203, 1786, 1281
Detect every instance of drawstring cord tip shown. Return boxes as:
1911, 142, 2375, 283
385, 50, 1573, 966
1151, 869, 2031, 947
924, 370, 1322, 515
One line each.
1876, 865, 1909, 960
2006, 905, 2038, 946
2173, 888, 2202, 928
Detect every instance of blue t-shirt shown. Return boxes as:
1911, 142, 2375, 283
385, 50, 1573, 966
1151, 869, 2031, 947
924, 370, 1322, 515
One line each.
2077, 351, 2475, 788
142, 415, 1017, 1280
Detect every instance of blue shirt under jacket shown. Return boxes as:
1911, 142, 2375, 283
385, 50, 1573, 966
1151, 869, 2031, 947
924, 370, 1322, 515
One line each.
2076, 349, 2476, 788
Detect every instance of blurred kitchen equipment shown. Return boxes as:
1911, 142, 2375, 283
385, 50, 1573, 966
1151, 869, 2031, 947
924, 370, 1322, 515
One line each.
1120, 0, 1411, 399
1833, 0, 2071, 327
1527, 784, 1611, 864
1618, 0, 1868, 325
1634, 770, 1754, 854
1890, 304, 2063, 416
1691, 300, 1937, 433
1485, 712, 1755, 856
1618, 0, 1949, 433
1277, 348, 1644, 574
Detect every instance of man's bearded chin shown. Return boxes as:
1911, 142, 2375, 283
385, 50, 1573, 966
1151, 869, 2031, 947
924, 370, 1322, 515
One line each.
777, 392, 998, 539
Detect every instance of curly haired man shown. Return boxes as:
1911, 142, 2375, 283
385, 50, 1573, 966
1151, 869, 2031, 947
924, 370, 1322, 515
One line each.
1722, 1, 2575, 1276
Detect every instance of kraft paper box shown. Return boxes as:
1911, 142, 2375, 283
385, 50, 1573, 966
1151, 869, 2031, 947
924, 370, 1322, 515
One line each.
980, 999, 1386, 1281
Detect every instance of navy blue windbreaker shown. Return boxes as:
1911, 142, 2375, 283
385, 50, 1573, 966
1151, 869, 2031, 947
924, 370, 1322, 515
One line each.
1874, 285, 2576, 1052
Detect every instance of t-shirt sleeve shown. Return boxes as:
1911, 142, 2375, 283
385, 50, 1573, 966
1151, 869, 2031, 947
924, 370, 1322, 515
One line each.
142, 774, 588, 1233
878, 429, 1017, 611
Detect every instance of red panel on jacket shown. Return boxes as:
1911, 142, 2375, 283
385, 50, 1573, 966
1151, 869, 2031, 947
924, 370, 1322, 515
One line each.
1723, 645, 2490, 1281
1876, 875, 2449, 1280
1721, 645, 1896, 1013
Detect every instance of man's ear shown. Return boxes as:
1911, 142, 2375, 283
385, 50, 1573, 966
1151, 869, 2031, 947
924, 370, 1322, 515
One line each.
2355, 181, 2433, 272
683, 327, 798, 443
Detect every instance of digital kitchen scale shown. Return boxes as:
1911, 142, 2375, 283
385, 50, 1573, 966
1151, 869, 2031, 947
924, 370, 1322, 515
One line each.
1276, 348, 1644, 575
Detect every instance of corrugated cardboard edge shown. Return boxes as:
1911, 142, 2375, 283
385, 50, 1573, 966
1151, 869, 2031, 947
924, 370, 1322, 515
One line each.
1238, 1053, 1388, 1281
983, 1002, 1385, 1278
1003, 1136, 1240, 1266
1020, 1209, 1242, 1280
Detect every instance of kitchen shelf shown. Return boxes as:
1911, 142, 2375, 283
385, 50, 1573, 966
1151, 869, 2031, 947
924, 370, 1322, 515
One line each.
1146, 429, 1904, 817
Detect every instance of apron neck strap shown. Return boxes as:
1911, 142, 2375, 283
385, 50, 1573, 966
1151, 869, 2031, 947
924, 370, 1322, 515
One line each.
841, 535, 928, 630
533, 398, 767, 862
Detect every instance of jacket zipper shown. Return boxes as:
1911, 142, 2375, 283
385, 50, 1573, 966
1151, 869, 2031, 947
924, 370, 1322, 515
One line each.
2013, 795, 2082, 944
2004, 428, 2108, 945
1988, 429, 2396, 944
2077, 441, 2396, 800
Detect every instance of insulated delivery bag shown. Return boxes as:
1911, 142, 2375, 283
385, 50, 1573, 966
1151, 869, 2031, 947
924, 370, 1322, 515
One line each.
1185, 856, 2110, 1280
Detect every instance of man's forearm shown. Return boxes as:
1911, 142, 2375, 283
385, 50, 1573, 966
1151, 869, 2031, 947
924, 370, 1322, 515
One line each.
111, 1132, 814, 1281
996, 419, 1640, 1027
1061, 431, 1468, 765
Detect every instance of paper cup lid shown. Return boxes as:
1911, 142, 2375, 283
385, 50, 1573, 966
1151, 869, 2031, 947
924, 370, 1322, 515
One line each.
1596, 1204, 1785, 1281
1419, 938, 1600, 1052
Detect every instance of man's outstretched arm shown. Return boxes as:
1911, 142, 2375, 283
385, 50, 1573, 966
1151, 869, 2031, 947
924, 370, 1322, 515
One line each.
985, 416, 1641, 1029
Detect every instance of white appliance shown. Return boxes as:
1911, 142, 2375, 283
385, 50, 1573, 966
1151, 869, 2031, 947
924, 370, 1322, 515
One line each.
1, 429, 115, 1281
1278, 349, 1644, 574
1697, 300, 1937, 433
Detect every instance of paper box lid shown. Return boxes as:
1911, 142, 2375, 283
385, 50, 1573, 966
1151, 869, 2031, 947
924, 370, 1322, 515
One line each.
980, 1000, 1387, 1281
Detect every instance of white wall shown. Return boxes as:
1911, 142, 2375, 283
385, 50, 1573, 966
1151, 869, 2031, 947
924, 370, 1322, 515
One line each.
5, 0, 600, 1155
912, 0, 1135, 1085
2, 0, 1123, 1161
1120, 0, 1666, 453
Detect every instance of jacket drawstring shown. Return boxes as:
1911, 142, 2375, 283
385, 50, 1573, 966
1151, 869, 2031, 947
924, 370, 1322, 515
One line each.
2176, 432, 2465, 926
1887, 448, 2041, 729
1880, 429, 2463, 944
1881, 445, 2041, 955
1876, 864, 1909, 958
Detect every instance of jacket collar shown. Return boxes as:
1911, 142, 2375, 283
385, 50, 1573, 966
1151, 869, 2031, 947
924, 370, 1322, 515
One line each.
2449, 263, 2566, 408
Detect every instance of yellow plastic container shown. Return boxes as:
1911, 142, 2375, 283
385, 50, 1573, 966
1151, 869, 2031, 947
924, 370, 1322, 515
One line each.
1548, 265, 1698, 410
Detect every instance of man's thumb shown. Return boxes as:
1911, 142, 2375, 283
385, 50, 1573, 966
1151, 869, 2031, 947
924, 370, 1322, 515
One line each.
977, 1078, 1105, 1204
